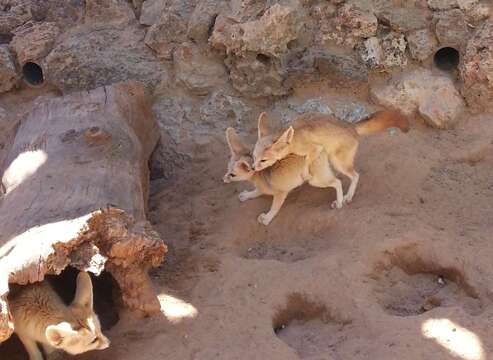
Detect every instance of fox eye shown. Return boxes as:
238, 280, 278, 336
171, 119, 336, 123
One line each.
260, 159, 267, 163
229, 173, 236, 177
90, 337, 98, 344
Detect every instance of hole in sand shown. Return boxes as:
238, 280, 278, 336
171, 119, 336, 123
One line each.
372, 249, 482, 316
0, 267, 120, 360
273, 293, 350, 358
256, 53, 271, 66
22, 62, 44, 86
433, 47, 460, 72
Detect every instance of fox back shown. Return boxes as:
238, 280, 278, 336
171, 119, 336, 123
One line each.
9, 272, 110, 360
252, 111, 408, 171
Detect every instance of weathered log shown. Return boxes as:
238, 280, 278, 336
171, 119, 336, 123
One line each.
0, 81, 167, 341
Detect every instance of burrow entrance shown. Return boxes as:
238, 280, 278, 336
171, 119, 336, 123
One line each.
22, 62, 44, 86
433, 47, 460, 72
0, 266, 121, 360
273, 293, 351, 358
372, 248, 482, 316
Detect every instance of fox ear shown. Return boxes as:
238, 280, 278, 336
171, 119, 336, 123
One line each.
225, 128, 248, 155
238, 160, 252, 172
273, 127, 294, 148
257, 112, 269, 139
72, 272, 93, 309
46, 322, 77, 347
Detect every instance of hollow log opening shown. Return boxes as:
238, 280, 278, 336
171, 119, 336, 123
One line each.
0, 267, 120, 359
22, 62, 44, 86
433, 47, 460, 72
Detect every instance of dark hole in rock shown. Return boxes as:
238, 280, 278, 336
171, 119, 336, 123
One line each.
0, 267, 120, 360
256, 53, 271, 66
434, 47, 460, 72
22, 62, 44, 86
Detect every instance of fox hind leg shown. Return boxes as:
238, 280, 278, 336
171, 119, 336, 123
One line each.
308, 154, 344, 209
330, 145, 359, 204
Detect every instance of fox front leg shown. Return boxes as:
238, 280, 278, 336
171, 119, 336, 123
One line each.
257, 192, 288, 225
239, 188, 263, 202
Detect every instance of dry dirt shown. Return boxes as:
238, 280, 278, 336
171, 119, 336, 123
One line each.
1, 84, 493, 360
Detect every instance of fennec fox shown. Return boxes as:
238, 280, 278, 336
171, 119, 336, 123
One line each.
9, 272, 110, 360
252, 110, 409, 204
223, 128, 343, 225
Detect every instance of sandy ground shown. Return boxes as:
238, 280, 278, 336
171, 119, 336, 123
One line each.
1, 86, 493, 359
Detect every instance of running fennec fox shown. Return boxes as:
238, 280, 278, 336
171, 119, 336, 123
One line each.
223, 128, 343, 225
9, 271, 110, 360
252, 110, 409, 204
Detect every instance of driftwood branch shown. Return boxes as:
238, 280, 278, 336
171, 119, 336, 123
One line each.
0, 81, 167, 341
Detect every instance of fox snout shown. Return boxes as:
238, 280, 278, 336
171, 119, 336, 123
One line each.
223, 174, 231, 183
99, 336, 110, 350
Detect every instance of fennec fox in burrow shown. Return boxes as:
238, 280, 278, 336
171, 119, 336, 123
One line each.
223, 127, 343, 225
9, 271, 110, 360
252, 110, 409, 204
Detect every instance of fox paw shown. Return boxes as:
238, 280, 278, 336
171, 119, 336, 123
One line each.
331, 200, 343, 209
343, 195, 353, 204
238, 191, 251, 202
257, 213, 272, 226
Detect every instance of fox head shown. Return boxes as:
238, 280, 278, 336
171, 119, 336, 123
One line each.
223, 128, 255, 183
45, 272, 110, 355
252, 112, 294, 171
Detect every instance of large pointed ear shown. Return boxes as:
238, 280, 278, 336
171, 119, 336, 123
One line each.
46, 322, 78, 348
72, 272, 93, 309
225, 128, 248, 155
273, 127, 294, 148
257, 112, 269, 139
238, 159, 252, 172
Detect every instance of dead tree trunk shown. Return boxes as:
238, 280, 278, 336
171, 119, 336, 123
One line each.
0, 81, 167, 341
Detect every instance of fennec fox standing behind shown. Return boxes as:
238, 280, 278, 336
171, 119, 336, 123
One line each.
223, 128, 343, 225
252, 110, 409, 204
9, 271, 110, 360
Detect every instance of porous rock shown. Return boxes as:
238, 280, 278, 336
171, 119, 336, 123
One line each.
226, 53, 288, 98
361, 32, 407, 69
377, 7, 431, 33
371, 69, 465, 128
187, 0, 225, 42
210, 4, 302, 58
145, 12, 187, 60
427, 0, 458, 10
460, 19, 493, 110
0, 45, 18, 93
140, 0, 166, 25
84, 0, 135, 25
44, 26, 163, 92
322, 3, 378, 48
407, 29, 438, 61
173, 42, 227, 95
434, 9, 469, 47
10, 21, 59, 64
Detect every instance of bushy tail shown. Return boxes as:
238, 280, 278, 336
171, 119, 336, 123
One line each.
354, 110, 409, 136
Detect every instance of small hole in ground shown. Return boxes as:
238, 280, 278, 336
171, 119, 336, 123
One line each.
433, 47, 460, 71
273, 293, 352, 358
256, 53, 271, 66
22, 62, 44, 86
